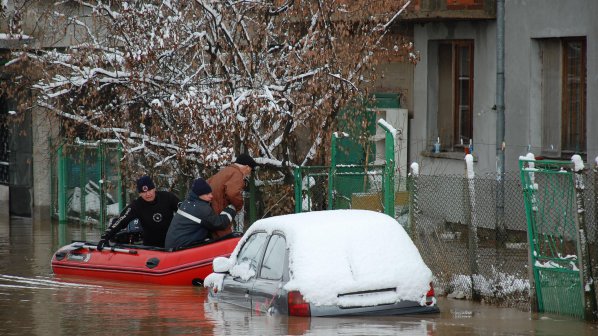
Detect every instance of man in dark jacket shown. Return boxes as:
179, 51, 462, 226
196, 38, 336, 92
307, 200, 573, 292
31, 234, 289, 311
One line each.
97, 175, 180, 249
207, 153, 257, 237
165, 178, 236, 250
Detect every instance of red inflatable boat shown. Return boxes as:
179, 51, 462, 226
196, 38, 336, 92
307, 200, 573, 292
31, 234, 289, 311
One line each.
51, 234, 241, 286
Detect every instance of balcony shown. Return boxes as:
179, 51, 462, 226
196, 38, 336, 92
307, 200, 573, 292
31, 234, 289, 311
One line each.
403, 0, 496, 22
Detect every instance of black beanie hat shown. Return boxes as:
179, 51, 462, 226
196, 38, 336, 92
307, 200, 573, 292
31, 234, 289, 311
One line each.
234, 153, 258, 168
137, 175, 155, 193
192, 178, 212, 196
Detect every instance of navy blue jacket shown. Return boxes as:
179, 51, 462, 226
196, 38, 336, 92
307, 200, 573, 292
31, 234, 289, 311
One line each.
164, 191, 233, 250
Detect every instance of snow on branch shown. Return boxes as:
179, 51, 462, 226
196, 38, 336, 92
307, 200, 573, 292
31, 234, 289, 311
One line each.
6, 0, 415, 184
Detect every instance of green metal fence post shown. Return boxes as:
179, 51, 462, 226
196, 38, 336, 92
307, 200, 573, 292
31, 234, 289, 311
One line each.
377, 120, 395, 217
117, 143, 124, 212
49, 137, 55, 219
249, 171, 256, 226
294, 167, 302, 213
98, 143, 106, 228
519, 158, 540, 313
58, 218, 67, 247
79, 146, 86, 223
57, 144, 67, 224
329, 133, 339, 210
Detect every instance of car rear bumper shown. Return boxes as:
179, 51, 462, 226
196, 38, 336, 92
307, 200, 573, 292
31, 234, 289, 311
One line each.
310, 301, 440, 317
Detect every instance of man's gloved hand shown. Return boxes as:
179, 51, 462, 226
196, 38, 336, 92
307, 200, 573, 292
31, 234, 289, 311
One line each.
97, 239, 110, 251
221, 205, 237, 222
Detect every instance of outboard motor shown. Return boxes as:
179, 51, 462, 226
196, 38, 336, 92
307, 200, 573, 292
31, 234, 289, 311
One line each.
112, 218, 143, 244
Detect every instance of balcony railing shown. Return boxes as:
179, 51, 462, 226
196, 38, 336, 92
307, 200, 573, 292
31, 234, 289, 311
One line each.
403, 0, 496, 21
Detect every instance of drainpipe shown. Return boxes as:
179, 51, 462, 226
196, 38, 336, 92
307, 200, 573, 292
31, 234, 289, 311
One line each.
496, 0, 506, 245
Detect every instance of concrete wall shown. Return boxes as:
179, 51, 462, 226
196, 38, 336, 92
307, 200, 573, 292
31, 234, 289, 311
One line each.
32, 107, 59, 221
504, 0, 598, 171
0, 185, 8, 217
411, 20, 497, 176
371, 62, 414, 114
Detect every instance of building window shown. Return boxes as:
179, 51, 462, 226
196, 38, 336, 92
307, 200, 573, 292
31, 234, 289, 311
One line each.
437, 40, 474, 150
562, 39, 586, 154
540, 37, 586, 157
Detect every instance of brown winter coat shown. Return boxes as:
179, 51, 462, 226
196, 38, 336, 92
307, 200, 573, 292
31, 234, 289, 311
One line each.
207, 164, 246, 236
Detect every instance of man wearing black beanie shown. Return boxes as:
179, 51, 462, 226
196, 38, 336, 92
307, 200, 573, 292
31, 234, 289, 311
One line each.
98, 175, 180, 249
207, 153, 258, 237
165, 178, 236, 250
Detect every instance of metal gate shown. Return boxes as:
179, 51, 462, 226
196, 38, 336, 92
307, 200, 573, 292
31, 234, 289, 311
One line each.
294, 120, 402, 218
519, 157, 589, 318
52, 141, 124, 227
293, 164, 391, 213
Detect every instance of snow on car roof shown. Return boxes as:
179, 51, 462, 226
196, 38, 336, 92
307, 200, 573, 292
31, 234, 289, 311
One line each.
239, 209, 433, 306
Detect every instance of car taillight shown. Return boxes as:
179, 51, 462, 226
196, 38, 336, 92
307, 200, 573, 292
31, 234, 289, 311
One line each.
288, 291, 310, 317
425, 282, 436, 306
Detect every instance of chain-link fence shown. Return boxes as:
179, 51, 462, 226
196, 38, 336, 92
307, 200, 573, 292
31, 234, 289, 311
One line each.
292, 165, 407, 216
287, 160, 598, 313
410, 171, 531, 309
246, 164, 405, 229
288, 164, 534, 309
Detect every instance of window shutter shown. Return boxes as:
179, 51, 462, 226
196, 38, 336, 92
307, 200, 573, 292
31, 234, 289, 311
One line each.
437, 43, 453, 149
540, 40, 561, 157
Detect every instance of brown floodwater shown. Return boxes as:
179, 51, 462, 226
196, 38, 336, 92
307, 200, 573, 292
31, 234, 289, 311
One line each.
0, 216, 596, 335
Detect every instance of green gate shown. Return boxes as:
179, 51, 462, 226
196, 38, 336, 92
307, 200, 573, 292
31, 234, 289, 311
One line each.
52, 140, 124, 227
294, 120, 400, 217
519, 157, 591, 318
293, 163, 390, 214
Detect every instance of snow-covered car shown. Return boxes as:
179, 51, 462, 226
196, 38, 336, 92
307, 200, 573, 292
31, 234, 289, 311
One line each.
204, 209, 439, 317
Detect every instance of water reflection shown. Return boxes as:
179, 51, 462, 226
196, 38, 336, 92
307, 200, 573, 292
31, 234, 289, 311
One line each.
0, 217, 596, 335
53, 280, 216, 335
0, 275, 214, 335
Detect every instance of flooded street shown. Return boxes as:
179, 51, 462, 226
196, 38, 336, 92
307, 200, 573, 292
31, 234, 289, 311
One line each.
1, 217, 596, 335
